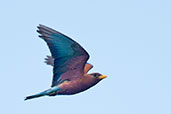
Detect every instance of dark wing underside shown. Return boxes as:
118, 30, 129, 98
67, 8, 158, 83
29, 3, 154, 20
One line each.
37, 25, 89, 87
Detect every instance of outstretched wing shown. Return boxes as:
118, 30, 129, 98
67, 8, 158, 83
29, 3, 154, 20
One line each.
37, 25, 89, 87
44, 56, 93, 74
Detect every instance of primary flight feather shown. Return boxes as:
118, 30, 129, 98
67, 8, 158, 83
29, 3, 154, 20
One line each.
25, 25, 107, 100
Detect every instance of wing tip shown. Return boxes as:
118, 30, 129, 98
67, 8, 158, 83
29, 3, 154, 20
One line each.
37, 24, 48, 29
37, 24, 71, 40
37, 24, 59, 38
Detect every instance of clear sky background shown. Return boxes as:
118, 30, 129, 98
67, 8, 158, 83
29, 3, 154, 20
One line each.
0, 0, 171, 114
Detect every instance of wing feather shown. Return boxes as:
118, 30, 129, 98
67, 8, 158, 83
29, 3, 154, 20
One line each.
37, 25, 89, 87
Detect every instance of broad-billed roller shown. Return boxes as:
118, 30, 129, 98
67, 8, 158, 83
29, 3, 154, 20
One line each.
25, 25, 107, 100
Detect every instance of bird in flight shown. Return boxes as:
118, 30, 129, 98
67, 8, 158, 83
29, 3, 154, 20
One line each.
25, 25, 107, 100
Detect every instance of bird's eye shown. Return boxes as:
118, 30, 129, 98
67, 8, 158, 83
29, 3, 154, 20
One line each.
93, 74, 98, 76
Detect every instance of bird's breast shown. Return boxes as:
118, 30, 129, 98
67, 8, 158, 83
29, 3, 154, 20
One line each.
57, 77, 99, 95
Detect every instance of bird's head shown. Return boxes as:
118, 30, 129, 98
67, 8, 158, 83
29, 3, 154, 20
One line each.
90, 73, 107, 80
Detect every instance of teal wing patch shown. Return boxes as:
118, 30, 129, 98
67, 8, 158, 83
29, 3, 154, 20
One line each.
37, 25, 89, 87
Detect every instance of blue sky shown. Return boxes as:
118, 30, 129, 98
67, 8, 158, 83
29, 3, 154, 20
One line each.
0, 0, 171, 114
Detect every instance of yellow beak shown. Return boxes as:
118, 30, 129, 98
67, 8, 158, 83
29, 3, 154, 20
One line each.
98, 75, 107, 79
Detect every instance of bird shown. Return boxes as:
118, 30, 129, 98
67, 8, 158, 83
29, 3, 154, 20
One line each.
25, 25, 107, 100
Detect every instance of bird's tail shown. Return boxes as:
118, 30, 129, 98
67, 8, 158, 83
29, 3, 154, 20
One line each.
25, 86, 60, 101
24, 90, 47, 100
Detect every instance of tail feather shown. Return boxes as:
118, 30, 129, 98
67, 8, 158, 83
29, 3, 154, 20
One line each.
24, 91, 47, 100
25, 94, 43, 100
25, 86, 60, 101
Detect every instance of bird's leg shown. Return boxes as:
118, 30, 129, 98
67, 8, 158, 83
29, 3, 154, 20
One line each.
44, 55, 54, 66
